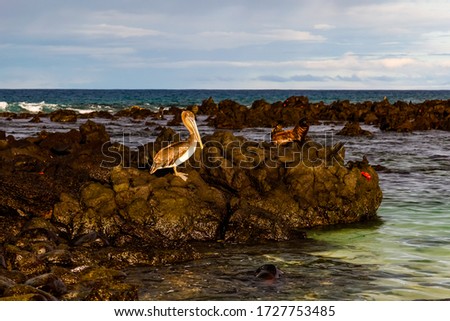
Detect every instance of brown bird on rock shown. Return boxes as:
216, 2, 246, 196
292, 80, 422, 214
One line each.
271, 118, 309, 146
150, 110, 203, 181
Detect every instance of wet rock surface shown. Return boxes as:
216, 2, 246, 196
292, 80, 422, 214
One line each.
1, 112, 383, 300
337, 121, 374, 137
0, 116, 382, 300
49, 110, 78, 123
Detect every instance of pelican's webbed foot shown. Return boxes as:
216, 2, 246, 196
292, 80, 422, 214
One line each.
175, 172, 188, 181
173, 167, 188, 181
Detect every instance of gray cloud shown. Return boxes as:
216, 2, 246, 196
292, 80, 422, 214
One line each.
290, 75, 332, 82
1, 0, 449, 88
258, 74, 362, 83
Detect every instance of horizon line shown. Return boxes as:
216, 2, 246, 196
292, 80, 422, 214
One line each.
2, 88, 450, 91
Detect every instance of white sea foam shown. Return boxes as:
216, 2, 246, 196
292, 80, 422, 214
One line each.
18, 101, 60, 113
70, 104, 115, 114
72, 109, 97, 114
72, 108, 105, 114
0, 101, 8, 110
19, 101, 45, 113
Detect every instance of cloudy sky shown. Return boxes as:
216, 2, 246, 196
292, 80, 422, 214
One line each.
1, 0, 449, 89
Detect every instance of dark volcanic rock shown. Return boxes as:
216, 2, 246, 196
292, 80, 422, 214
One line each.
84, 281, 138, 301
50, 110, 77, 123
282, 95, 309, 107
199, 96, 450, 132
2, 284, 58, 301
208, 99, 248, 129
114, 106, 155, 120
79, 110, 116, 120
199, 97, 219, 115
25, 273, 67, 296
4, 95, 450, 132
29, 115, 41, 123
166, 107, 183, 126
3, 245, 48, 277
0, 275, 16, 296
38, 129, 81, 155
337, 122, 374, 137
0, 119, 384, 300
1, 124, 382, 245
80, 120, 110, 144
197, 131, 381, 242
0, 131, 7, 151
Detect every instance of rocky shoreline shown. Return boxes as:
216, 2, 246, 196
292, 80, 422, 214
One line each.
200, 96, 450, 132
0, 96, 388, 300
2, 95, 450, 132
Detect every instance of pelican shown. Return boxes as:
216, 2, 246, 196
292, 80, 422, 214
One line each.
150, 110, 203, 181
271, 118, 309, 146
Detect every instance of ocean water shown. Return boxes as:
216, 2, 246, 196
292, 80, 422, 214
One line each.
1, 89, 450, 300
1, 89, 450, 114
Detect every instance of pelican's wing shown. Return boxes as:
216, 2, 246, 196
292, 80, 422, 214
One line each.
151, 141, 191, 172
293, 125, 309, 141
272, 130, 294, 145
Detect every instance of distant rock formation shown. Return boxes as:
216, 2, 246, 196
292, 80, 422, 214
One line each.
199, 96, 450, 132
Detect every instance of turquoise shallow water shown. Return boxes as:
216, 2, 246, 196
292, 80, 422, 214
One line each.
123, 125, 450, 301
306, 127, 450, 300
1, 89, 449, 300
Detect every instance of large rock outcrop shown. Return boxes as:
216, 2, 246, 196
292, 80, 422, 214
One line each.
199, 96, 450, 132
0, 121, 382, 300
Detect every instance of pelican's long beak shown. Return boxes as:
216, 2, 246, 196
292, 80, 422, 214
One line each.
192, 120, 203, 149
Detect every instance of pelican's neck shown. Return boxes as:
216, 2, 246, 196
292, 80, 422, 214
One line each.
183, 119, 198, 142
